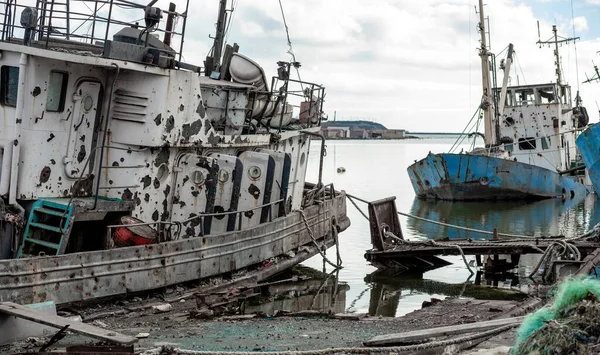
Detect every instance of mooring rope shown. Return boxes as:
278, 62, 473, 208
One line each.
141, 323, 516, 355
298, 210, 342, 270
528, 240, 582, 280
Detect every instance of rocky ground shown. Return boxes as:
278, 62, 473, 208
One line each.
2, 266, 533, 354
4, 296, 523, 354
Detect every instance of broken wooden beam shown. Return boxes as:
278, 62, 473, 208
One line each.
0, 302, 137, 345
364, 316, 524, 346
576, 248, 600, 276
366, 240, 600, 259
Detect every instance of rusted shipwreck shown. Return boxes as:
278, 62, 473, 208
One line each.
0, 0, 349, 305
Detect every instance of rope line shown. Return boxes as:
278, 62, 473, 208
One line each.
277, 0, 305, 93
346, 194, 599, 242
298, 210, 342, 270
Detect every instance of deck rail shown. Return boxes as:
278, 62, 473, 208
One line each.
0, 0, 189, 60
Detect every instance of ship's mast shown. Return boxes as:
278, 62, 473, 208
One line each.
205, 0, 228, 75
477, 0, 495, 146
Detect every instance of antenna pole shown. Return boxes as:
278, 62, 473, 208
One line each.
477, 0, 495, 146
582, 61, 600, 84
553, 26, 562, 85
213, 0, 228, 69
536, 24, 579, 86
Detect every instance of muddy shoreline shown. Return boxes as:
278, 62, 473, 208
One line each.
4, 290, 526, 354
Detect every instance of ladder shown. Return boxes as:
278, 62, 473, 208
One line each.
17, 199, 74, 258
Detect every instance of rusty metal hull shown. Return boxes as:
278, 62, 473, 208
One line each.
407, 153, 589, 201
0, 195, 349, 305
576, 122, 600, 194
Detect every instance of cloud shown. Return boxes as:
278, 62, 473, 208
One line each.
42, 0, 600, 132
572, 16, 589, 32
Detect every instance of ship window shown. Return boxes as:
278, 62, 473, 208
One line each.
505, 143, 514, 152
518, 137, 536, 150
538, 87, 555, 104
541, 137, 549, 150
0, 66, 19, 107
46, 71, 68, 112
518, 89, 535, 105
504, 91, 515, 107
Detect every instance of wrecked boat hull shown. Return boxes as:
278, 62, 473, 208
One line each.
576, 123, 600, 194
407, 153, 589, 200
0, 194, 349, 305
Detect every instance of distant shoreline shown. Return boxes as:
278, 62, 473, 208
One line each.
324, 136, 420, 140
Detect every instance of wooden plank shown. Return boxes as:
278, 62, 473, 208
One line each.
364, 316, 524, 346
576, 248, 600, 276
367, 241, 599, 258
0, 302, 137, 345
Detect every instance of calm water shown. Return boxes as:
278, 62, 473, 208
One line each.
302, 138, 600, 317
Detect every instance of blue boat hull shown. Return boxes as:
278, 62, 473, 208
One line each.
576, 123, 600, 194
407, 153, 589, 200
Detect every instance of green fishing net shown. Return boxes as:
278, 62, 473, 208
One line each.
514, 276, 600, 354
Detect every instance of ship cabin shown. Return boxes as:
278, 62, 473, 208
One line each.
494, 83, 587, 174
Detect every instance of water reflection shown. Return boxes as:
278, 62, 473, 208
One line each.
407, 194, 599, 240
244, 271, 349, 316
303, 140, 600, 318
365, 270, 527, 317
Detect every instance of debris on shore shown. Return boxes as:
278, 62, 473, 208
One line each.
514, 276, 600, 355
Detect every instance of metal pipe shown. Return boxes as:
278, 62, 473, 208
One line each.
44, 0, 56, 49
559, 164, 586, 175
163, 2, 176, 47
300, 131, 325, 188
92, 63, 120, 210
90, 0, 98, 44
498, 44, 514, 117
104, 0, 114, 44
9, 53, 27, 207
0, 140, 13, 196
212, 0, 228, 70
178, 0, 190, 62
477, 0, 495, 146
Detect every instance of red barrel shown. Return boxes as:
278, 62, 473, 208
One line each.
113, 216, 158, 247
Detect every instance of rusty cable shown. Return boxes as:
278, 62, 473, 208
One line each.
298, 210, 342, 270
346, 193, 595, 241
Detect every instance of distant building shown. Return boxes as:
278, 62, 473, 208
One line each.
349, 128, 369, 139
324, 127, 350, 138
372, 129, 405, 139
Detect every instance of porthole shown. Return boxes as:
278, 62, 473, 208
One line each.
248, 166, 261, 180
192, 170, 205, 185
300, 152, 306, 167
82, 95, 94, 112
156, 163, 168, 181
218, 169, 230, 183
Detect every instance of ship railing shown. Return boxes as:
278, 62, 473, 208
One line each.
0, 0, 189, 61
105, 198, 286, 244
243, 70, 326, 133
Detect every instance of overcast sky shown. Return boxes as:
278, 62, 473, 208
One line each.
76, 1, 600, 132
